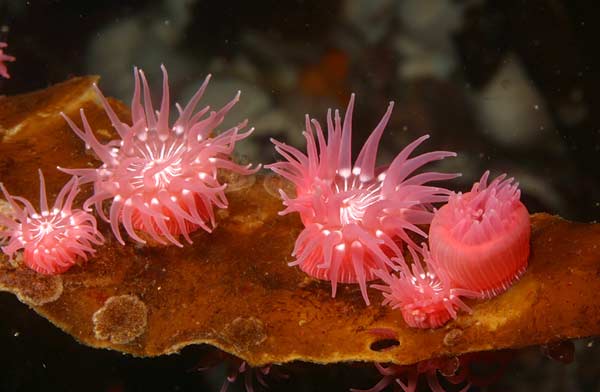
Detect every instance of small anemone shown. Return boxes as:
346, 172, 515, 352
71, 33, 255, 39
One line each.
267, 94, 458, 305
372, 245, 480, 329
0, 170, 104, 274
428, 171, 530, 298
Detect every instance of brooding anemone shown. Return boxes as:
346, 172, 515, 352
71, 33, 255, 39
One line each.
267, 95, 457, 304
0, 42, 15, 79
61, 66, 259, 247
428, 171, 530, 297
0, 171, 104, 275
372, 245, 480, 329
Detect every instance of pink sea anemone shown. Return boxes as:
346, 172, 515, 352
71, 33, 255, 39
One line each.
267, 94, 458, 304
61, 65, 259, 247
351, 360, 468, 392
0, 42, 16, 79
372, 245, 480, 329
0, 171, 104, 275
428, 171, 530, 298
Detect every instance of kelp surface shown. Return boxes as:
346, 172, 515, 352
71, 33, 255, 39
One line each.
1, 78, 600, 367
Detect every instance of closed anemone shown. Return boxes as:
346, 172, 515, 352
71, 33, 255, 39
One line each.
428, 171, 531, 297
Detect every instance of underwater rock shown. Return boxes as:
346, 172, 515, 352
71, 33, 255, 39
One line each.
1, 77, 600, 367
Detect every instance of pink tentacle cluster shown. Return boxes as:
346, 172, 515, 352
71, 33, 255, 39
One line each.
372, 245, 480, 329
220, 360, 276, 392
193, 350, 287, 392
353, 351, 513, 392
352, 359, 469, 392
0, 42, 15, 79
0, 171, 104, 274
267, 94, 458, 305
61, 65, 260, 247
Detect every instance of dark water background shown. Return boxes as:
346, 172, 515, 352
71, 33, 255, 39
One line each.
1, 0, 600, 391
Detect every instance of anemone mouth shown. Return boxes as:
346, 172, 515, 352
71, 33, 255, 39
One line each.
335, 174, 384, 226
28, 213, 63, 239
123, 130, 188, 191
429, 172, 531, 297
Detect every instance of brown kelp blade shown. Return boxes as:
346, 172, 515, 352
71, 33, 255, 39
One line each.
1, 77, 600, 367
